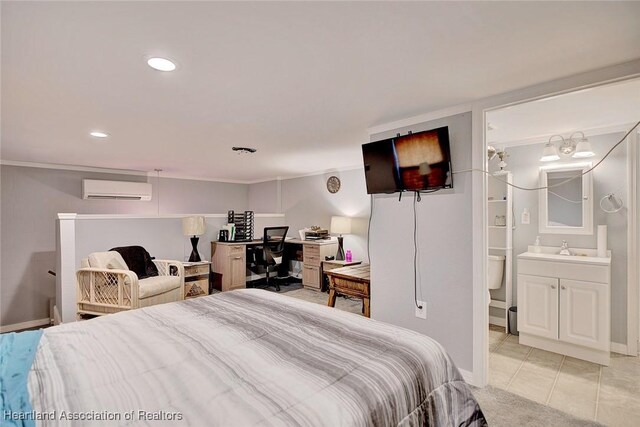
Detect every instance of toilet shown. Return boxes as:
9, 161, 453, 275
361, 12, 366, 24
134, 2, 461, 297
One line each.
488, 255, 505, 304
488, 255, 505, 290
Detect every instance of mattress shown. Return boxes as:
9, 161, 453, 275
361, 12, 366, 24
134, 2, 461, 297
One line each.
18, 289, 485, 426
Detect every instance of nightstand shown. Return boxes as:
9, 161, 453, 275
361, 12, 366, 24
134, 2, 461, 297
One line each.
182, 261, 211, 299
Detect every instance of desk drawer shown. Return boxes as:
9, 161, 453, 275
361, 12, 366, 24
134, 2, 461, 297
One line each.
303, 252, 321, 267
303, 265, 320, 289
229, 245, 245, 255
331, 277, 369, 297
303, 244, 320, 257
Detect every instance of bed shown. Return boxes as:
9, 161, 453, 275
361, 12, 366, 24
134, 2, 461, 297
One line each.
4, 289, 486, 426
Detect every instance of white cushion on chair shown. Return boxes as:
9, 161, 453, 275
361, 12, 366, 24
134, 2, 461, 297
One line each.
138, 275, 181, 299
88, 251, 129, 271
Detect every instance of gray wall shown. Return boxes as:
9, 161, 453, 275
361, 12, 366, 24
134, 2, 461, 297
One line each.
496, 132, 628, 344
369, 112, 474, 371
281, 169, 370, 261
248, 169, 371, 262
248, 180, 279, 213
0, 164, 248, 326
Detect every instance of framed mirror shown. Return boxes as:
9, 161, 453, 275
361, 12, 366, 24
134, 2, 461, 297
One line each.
539, 163, 593, 235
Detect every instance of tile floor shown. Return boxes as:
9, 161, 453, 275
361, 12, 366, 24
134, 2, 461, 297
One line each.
489, 324, 640, 426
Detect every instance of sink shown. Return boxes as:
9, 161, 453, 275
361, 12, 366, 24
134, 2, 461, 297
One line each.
518, 246, 610, 266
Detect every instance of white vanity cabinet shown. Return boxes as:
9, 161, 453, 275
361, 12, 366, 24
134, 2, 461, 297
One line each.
559, 279, 609, 351
517, 249, 611, 365
518, 274, 559, 340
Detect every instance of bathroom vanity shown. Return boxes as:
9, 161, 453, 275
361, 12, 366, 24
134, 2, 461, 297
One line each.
517, 246, 611, 365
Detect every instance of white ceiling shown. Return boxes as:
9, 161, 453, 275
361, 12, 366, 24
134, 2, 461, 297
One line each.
487, 78, 640, 147
2, 2, 640, 182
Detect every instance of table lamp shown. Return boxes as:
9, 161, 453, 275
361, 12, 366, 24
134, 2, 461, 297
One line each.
330, 216, 352, 261
182, 216, 206, 262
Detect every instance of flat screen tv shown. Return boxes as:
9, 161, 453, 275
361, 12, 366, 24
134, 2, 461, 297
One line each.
362, 126, 453, 194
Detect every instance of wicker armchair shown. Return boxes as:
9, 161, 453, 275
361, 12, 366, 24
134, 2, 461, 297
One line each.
77, 252, 184, 317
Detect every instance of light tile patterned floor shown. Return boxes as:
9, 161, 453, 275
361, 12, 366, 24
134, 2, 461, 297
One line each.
489, 325, 640, 426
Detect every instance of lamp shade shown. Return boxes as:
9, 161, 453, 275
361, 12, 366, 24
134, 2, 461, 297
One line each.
330, 216, 352, 234
573, 138, 595, 158
182, 216, 205, 236
540, 142, 560, 162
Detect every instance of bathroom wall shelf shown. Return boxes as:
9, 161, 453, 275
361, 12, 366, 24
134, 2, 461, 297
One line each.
488, 171, 513, 331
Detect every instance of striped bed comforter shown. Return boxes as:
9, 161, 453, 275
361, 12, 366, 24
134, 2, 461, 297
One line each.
28, 289, 486, 426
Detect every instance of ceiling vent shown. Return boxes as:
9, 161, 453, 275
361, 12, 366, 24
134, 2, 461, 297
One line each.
232, 146, 257, 154
82, 179, 152, 201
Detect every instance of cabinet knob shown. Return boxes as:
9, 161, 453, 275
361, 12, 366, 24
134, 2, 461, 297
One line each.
561, 285, 566, 290
551, 285, 556, 289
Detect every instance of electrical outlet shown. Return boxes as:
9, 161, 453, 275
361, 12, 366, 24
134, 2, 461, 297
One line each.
415, 301, 427, 319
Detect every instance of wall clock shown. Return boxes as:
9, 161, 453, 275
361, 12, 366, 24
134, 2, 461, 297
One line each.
326, 176, 341, 194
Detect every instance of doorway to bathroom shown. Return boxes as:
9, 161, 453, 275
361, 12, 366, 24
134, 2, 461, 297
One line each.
482, 77, 640, 424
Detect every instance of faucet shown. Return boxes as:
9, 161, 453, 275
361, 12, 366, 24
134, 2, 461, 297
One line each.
559, 240, 572, 256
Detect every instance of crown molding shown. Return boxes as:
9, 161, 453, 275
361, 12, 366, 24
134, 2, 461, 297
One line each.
0, 159, 147, 176
247, 165, 364, 184
2, 159, 363, 185
145, 171, 251, 184
367, 104, 473, 136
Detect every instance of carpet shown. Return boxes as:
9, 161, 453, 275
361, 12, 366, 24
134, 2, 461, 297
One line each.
245, 279, 304, 294
472, 385, 603, 426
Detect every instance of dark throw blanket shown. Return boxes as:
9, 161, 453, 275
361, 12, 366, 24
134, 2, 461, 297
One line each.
110, 246, 158, 279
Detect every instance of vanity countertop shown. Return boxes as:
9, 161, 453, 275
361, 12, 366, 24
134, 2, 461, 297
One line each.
517, 251, 611, 266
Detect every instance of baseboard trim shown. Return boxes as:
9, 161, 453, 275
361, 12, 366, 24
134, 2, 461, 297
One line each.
459, 369, 475, 385
0, 318, 50, 333
520, 333, 610, 365
53, 305, 62, 326
489, 315, 506, 327
610, 341, 630, 355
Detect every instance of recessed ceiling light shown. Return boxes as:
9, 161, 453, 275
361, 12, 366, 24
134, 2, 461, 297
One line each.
90, 131, 109, 138
147, 57, 176, 72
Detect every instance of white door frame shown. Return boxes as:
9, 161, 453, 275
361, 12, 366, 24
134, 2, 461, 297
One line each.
631, 128, 640, 356
472, 62, 640, 386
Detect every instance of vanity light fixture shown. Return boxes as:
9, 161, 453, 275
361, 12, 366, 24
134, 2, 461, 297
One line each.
487, 145, 498, 161
540, 135, 561, 162
493, 150, 509, 175
147, 57, 176, 72
540, 131, 594, 162
571, 132, 595, 158
89, 131, 109, 138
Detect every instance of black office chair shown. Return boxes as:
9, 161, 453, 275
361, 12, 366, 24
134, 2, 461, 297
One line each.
256, 226, 289, 291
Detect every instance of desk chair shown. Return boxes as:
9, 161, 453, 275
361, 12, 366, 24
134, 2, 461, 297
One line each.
257, 226, 289, 291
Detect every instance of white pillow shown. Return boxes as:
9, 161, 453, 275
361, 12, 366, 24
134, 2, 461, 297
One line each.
88, 251, 129, 271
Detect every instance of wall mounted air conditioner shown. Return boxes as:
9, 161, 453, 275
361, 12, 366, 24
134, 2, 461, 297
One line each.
82, 179, 152, 201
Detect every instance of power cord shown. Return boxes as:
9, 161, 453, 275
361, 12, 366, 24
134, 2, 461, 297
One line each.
411, 188, 440, 310
413, 191, 421, 309
367, 194, 373, 264
452, 119, 640, 191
